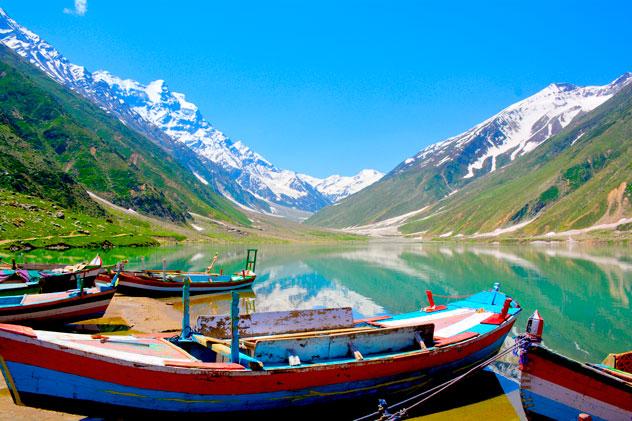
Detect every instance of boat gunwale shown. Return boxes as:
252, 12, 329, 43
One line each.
118, 272, 255, 289
524, 343, 632, 391
0, 288, 115, 313
0, 312, 517, 378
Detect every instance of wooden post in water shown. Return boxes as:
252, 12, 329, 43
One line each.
162, 259, 167, 280
230, 291, 240, 364
180, 277, 191, 340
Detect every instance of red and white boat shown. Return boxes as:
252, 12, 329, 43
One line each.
0, 273, 118, 326
518, 311, 632, 421
0, 285, 520, 416
111, 270, 256, 296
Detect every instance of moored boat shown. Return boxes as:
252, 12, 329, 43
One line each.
0, 273, 119, 326
518, 311, 632, 421
0, 269, 41, 297
112, 270, 256, 296
112, 249, 258, 296
36, 255, 106, 292
3, 255, 108, 293
0, 284, 520, 416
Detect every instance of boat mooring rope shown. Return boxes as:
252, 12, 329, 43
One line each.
353, 336, 529, 421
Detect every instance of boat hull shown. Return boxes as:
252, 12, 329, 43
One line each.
0, 289, 115, 325
39, 268, 104, 293
0, 282, 40, 297
0, 321, 514, 415
520, 344, 632, 421
116, 272, 255, 296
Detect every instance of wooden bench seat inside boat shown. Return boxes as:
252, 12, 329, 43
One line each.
196, 307, 356, 339
251, 324, 434, 364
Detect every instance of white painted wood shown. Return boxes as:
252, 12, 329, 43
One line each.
196, 307, 355, 338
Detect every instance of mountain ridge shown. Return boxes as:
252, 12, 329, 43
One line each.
399, 82, 632, 238
308, 72, 632, 228
0, 42, 248, 227
0, 8, 382, 217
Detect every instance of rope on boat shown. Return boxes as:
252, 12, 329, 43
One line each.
353, 336, 530, 421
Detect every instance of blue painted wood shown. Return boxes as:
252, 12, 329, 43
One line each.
253, 325, 433, 364
180, 277, 191, 340
521, 389, 609, 421
230, 291, 240, 364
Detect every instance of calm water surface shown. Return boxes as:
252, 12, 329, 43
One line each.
6, 241, 631, 362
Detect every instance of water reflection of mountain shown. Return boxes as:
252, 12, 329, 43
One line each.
6, 242, 630, 362
260, 243, 631, 361
396, 245, 631, 361
253, 264, 385, 318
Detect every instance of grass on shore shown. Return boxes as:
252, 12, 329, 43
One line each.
0, 189, 368, 250
0, 189, 183, 250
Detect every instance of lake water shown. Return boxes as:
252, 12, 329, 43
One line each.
2, 241, 631, 418
6, 240, 631, 362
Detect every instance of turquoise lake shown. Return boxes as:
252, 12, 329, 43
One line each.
6, 241, 631, 363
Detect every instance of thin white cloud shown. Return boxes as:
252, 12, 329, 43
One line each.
63, 0, 87, 16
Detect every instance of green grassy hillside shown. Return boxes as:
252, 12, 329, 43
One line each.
306, 168, 448, 228
0, 189, 177, 249
400, 84, 632, 237
0, 45, 248, 227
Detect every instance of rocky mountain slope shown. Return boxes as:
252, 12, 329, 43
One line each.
0, 43, 248, 226
0, 8, 382, 216
308, 73, 632, 228
399, 82, 632, 238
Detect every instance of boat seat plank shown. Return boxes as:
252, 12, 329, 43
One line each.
196, 307, 355, 339
433, 311, 492, 337
35, 333, 199, 365
253, 324, 434, 364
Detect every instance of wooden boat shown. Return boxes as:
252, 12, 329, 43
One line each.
112, 270, 255, 296
0, 269, 41, 297
0, 285, 521, 415
0, 273, 119, 326
113, 249, 258, 296
518, 311, 632, 420
0, 281, 40, 297
35, 255, 107, 293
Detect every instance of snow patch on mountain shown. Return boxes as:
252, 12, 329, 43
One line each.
0, 7, 383, 215
398, 74, 632, 181
300, 169, 384, 202
91, 70, 381, 210
192, 171, 209, 186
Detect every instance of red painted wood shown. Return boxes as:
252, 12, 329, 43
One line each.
163, 361, 245, 370
524, 351, 632, 410
353, 315, 391, 324
434, 331, 479, 347
0, 322, 513, 395
0, 324, 36, 337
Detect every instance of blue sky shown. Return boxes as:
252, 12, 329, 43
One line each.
2, 0, 632, 177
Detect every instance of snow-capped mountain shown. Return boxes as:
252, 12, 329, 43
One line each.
397, 74, 632, 179
299, 169, 384, 203
0, 8, 382, 216
90, 71, 332, 212
308, 73, 632, 228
